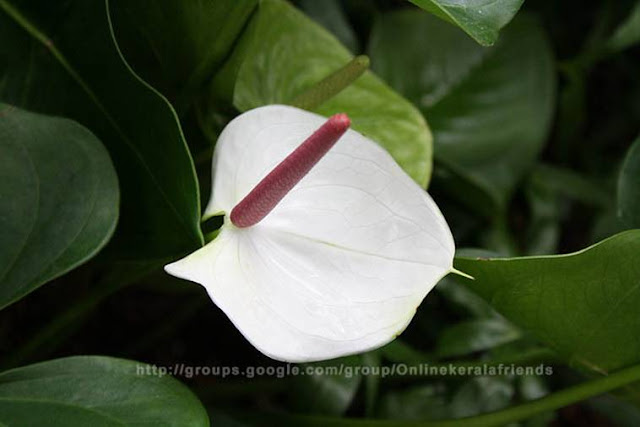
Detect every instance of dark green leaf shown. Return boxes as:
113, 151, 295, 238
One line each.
484, 338, 557, 367
378, 383, 449, 420
369, 12, 555, 211
448, 377, 514, 418
227, 365, 640, 426
289, 356, 362, 416
524, 173, 562, 255
378, 377, 514, 420
110, 0, 257, 112
618, 135, 640, 228
590, 205, 627, 245
0, 104, 118, 310
221, 0, 433, 186
516, 376, 555, 427
455, 230, 640, 374
380, 340, 433, 364
362, 351, 381, 417
436, 319, 521, 359
0, 0, 203, 260
607, 1, 640, 53
588, 394, 640, 427
532, 165, 610, 208
436, 277, 497, 318
518, 375, 549, 401
299, 0, 359, 53
407, 0, 524, 46
208, 409, 252, 427
1, 260, 161, 369
525, 164, 611, 255
0, 356, 209, 426
554, 65, 587, 158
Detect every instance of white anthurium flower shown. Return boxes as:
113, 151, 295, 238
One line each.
165, 105, 460, 363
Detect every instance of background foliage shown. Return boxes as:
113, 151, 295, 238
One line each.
1, 0, 640, 425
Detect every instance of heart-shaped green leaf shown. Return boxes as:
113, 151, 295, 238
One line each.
436, 319, 521, 359
607, 1, 640, 53
379, 377, 515, 420
0, 356, 208, 426
0, 104, 118, 310
109, 0, 257, 112
219, 0, 433, 186
408, 0, 525, 46
369, 11, 555, 212
455, 230, 640, 374
0, 0, 203, 260
299, 0, 359, 53
288, 356, 362, 416
618, 135, 640, 228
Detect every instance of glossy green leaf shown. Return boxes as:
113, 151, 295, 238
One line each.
436, 319, 521, 359
0, 104, 118, 310
233, 363, 640, 426
618, 135, 640, 228
378, 383, 449, 420
449, 377, 514, 418
590, 205, 628, 247
525, 165, 611, 255
531, 165, 610, 208
524, 171, 562, 256
0, 0, 203, 260
299, 0, 359, 53
607, 1, 640, 53
589, 394, 640, 427
380, 340, 434, 364
455, 230, 640, 374
362, 351, 381, 417
408, 0, 524, 46
223, 0, 433, 186
0, 356, 209, 426
517, 376, 555, 426
208, 410, 252, 427
110, 0, 257, 111
378, 377, 514, 420
289, 356, 362, 416
369, 12, 555, 210
436, 277, 497, 318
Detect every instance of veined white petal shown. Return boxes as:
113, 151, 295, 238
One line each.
168, 105, 455, 362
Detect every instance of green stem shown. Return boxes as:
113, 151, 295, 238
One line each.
290, 55, 369, 111
236, 363, 640, 426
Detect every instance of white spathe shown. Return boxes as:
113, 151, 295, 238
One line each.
165, 105, 455, 362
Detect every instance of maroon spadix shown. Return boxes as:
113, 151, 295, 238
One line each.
230, 113, 351, 228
